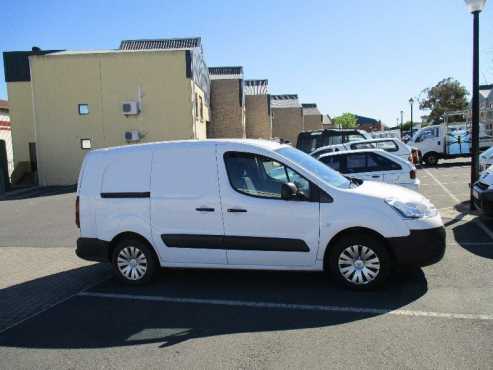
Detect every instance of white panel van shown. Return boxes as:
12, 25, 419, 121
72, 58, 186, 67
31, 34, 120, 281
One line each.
76, 140, 445, 290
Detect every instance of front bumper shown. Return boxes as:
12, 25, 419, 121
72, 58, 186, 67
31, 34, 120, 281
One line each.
472, 183, 493, 215
387, 226, 446, 267
76, 238, 110, 262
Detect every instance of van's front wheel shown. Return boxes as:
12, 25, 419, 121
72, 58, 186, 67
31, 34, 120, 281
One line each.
329, 234, 391, 290
423, 153, 439, 166
112, 238, 158, 285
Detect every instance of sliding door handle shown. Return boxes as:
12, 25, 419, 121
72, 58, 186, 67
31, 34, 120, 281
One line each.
227, 208, 247, 213
196, 207, 215, 212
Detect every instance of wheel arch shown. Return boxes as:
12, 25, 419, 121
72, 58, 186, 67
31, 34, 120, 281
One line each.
322, 227, 394, 271
108, 231, 160, 263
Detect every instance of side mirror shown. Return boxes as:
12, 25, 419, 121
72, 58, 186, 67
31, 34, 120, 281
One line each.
281, 182, 298, 200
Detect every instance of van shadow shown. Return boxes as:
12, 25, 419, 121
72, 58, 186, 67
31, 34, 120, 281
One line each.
0, 267, 428, 349
0, 263, 111, 332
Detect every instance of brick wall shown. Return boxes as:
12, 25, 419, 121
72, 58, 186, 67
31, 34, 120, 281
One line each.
272, 107, 304, 145
208, 79, 245, 138
245, 95, 271, 139
303, 114, 323, 131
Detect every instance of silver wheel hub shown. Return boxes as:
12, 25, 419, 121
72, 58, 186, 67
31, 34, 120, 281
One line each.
338, 245, 381, 285
117, 246, 148, 281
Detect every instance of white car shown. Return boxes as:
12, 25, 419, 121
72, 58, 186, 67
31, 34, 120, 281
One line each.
479, 146, 493, 173
311, 138, 413, 162
76, 139, 444, 290
318, 149, 420, 191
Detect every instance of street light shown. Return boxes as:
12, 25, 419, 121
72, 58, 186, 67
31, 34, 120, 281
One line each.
465, 0, 487, 210
409, 98, 414, 138
400, 110, 404, 139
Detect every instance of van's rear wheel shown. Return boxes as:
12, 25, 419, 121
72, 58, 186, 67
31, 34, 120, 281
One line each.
328, 233, 391, 290
112, 238, 158, 285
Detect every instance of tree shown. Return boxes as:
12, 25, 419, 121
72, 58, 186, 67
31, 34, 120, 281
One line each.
419, 78, 469, 123
333, 113, 357, 129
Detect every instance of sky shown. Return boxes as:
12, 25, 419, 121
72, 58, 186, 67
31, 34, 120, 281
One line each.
1, 0, 492, 126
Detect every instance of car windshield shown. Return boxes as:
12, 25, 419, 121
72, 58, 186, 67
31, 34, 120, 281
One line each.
481, 146, 493, 158
276, 146, 351, 189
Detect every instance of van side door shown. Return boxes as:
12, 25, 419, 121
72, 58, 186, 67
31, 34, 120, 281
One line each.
216, 145, 320, 267
150, 143, 226, 265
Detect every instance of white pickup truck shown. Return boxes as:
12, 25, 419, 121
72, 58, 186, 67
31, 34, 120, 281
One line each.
407, 122, 493, 166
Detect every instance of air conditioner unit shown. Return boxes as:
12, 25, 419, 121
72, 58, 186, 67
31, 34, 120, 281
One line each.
121, 101, 140, 115
124, 130, 142, 143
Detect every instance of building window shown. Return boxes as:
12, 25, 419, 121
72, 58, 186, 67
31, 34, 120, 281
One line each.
81, 138, 92, 150
199, 96, 203, 121
78, 104, 89, 115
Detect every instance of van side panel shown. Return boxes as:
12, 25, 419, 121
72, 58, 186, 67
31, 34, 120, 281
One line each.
150, 143, 226, 265
78, 151, 106, 238
95, 148, 153, 244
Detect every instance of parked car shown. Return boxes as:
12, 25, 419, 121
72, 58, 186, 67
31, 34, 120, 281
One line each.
311, 138, 413, 162
296, 129, 371, 154
472, 167, 493, 215
479, 146, 493, 173
76, 140, 444, 290
318, 149, 420, 191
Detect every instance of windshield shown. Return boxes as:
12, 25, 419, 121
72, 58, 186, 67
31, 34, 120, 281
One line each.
481, 146, 493, 158
276, 146, 351, 189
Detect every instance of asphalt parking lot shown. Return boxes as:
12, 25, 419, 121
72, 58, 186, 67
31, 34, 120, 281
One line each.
0, 159, 492, 369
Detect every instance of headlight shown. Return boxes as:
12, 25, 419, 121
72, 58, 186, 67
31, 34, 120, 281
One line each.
385, 198, 437, 219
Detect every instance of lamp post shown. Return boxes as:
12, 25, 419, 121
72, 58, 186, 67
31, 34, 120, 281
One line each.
465, 0, 487, 210
409, 98, 414, 138
400, 110, 404, 139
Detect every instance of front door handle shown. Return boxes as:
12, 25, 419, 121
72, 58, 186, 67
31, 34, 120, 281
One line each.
371, 175, 380, 178
196, 207, 215, 212
227, 208, 247, 213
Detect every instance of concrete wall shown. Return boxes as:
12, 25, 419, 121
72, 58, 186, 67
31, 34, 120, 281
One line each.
6, 82, 35, 166
303, 114, 323, 131
245, 95, 271, 139
208, 79, 245, 138
26, 50, 204, 185
272, 107, 303, 145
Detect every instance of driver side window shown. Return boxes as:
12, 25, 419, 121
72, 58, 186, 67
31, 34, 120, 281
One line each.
224, 152, 310, 200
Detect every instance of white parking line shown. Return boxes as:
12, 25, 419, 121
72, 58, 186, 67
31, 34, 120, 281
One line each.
423, 168, 461, 203
474, 219, 493, 241
78, 291, 493, 321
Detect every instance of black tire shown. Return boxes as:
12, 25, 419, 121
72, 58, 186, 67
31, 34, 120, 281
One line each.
328, 233, 391, 290
423, 153, 438, 167
111, 238, 158, 285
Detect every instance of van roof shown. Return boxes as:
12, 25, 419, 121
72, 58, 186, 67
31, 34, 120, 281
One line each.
90, 139, 287, 155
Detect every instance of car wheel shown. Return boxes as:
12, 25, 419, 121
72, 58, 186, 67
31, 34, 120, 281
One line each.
328, 233, 391, 290
112, 238, 158, 285
424, 153, 438, 166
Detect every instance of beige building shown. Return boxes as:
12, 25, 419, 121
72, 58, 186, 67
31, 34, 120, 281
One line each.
322, 114, 333, 129
244, 79, 272, 139
4, 38, 211, 185
208, 66, 245, 138
302, 103, 323, 131
271, 94, 303, 145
